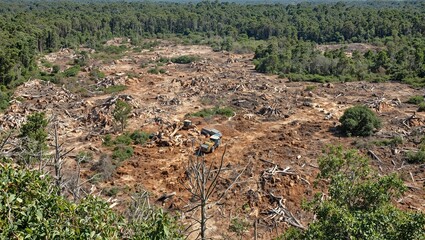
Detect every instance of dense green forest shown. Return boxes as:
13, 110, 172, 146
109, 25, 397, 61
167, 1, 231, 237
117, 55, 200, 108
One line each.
1, 0, 425, 97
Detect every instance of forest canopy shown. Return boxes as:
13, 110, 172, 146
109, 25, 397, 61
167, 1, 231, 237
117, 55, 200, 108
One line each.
1, 0, 425, 109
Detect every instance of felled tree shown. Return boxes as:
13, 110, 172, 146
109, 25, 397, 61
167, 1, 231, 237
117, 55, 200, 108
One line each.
281, 146, 425, 240
113, 100, 132, 132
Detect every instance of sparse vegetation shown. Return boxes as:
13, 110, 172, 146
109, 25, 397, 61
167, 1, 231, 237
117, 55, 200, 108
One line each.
101, 85, 127, 94
112, 100, 132, 132
418, 102, 425, 112
171, 55, 199, 64
407, 95, 424, 105
187, 106, 234, 118
282, 146, 425, 240
229, 217, 250, 236
339, 105, 381, 137
130, 130, 150, 145
112, 145, 134, 161
63, 65, 80, 77
406, 149, 425, 164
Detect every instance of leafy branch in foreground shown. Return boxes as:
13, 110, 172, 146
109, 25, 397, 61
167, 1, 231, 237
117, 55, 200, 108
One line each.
281, 145, 425, 240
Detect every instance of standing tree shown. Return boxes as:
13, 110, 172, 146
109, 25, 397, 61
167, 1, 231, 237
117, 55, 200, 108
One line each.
113, 100, 132, 132
282, 146, 425, 240
19, 112, 48, 165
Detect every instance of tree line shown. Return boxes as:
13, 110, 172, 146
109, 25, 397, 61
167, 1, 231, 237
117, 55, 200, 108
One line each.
1, 1, 425, 95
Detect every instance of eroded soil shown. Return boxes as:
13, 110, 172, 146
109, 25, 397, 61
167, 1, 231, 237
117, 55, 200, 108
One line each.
1, 40, 424, 239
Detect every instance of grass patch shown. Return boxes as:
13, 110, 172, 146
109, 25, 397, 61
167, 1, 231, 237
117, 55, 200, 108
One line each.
407, 95, 424, 105
187, 106, 234, 118
101, 85, 127, 94
63, 65, 80, 77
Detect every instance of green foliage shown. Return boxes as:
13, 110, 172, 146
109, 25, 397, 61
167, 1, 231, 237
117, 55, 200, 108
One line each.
407, 95, 424, 105
63, 65, 80, 77
103, 134, 113, 147
406, 149, 425, 164
372, 136, 403, 147
187, 106, 234, 118
171, 55, 199, 64
418, 102, 425, 112
101, 85, 127, 94
0, 88, 10, 111
228, 217, 250, 236
52, 65, 60, 74
113, 100, 132, 132
89, 69, 106, 80
0, 163, 182, 239
339, 106, 381, 137
130, 130, 150, 145
112, 145, 134, 161
0, 163, 123, 239
19, 112, 48, 164
114, 133, 133, 146
282, 146, 425, 240
148, 67, 160, 74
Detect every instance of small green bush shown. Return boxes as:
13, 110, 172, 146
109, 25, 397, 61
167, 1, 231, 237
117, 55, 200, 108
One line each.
339, 105, 381, 137
114, 134, 132, 146
148, 67, 159, 74
102, 85, 127, 94
406, 149, 425, 164
228, 218, 250, 236
418, 102, 425, 112
407, 95, 424, 105
63, 65, 80, 77
187, 106, 234, 118
130, 130, 150, 145
171, 55, 199, 64
103, 134, 113, 147
112, 145, 134, 161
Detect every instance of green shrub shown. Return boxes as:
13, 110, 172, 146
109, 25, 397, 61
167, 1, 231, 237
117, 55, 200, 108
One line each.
114, 133, 132, 146
103, 134, 113, 147
228, 217, 250, 236
104, 187, 119, 197
187, 106, 234, 118
148, 67, 159, 74
112, 145, 134, 161
102, 85, 127, 94
418, 102, 425, 112
305, 85, 317, 91
130, 130, 150, 145
171, 55, 199, 64
159, 68, 167, 74
406, 149, 425, 164
63, 65, 80, 77
339, 105, 381, 136
407, 95, 424, 105
52, 65, 60, 74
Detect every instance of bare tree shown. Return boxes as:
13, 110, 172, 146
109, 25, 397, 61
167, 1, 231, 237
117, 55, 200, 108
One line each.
181, 145, 248, 240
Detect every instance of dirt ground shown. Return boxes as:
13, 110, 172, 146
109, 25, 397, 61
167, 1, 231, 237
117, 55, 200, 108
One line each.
1, 40, 424, 239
